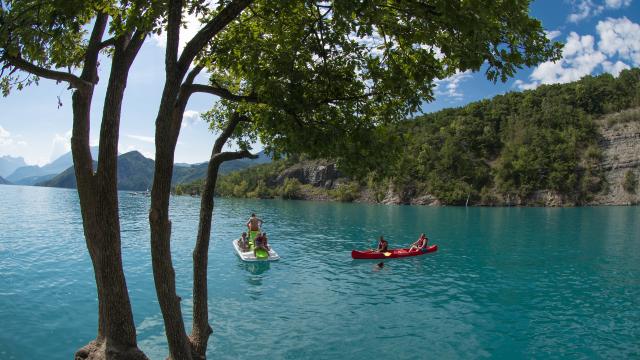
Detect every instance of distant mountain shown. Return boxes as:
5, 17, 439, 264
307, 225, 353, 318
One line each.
117, 151, 155, 190
0, 155, 26, 178
6, 165, 43, 183
39, 150, 271, 191
172, 150, 271, 185
0, 175, 11, 185
40, 151, 152, 190
7, 147, 99, 183
12, 173, 58, 186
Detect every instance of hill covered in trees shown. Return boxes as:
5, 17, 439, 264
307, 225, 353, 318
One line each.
178, 69, 640, 206
38, 150, 271, 191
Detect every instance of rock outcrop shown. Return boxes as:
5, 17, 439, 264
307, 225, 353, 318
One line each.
271, 160, 342, 189
591, 115, 640, 205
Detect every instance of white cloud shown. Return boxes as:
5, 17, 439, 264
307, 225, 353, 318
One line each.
596, 17, 640, 65
513, 79, 538, 91
515, 17, 639, 90
604, 0, 632, 8
0, 127, 34, 164
435, 70, 472, 100
0, 126, 11, 146
568, 0, 632, 23
602, 60, 631, 75
50, 130, 72, 162
126, 134, 155, 144
546, 30, 562, 41
182, 110, 201, 128
568, 0, 603, 23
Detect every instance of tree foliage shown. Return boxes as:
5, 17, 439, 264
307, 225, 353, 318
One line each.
200, 0, 561, 169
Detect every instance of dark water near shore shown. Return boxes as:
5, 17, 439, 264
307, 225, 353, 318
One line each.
1, 185, 639, 359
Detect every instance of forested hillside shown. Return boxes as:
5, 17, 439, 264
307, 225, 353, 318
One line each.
178, 69, 640, 206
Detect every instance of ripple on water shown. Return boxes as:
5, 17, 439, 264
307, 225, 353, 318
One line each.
1, 189, 639, 359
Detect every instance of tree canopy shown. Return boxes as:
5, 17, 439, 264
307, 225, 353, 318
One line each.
199, 0, 561, 165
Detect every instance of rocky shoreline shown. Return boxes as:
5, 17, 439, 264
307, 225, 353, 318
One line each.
269, 115, 640, 207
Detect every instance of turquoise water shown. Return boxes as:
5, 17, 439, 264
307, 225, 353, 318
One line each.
1, 185, 639, 359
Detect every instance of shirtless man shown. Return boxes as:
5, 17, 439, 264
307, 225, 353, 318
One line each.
246, 213, 263, 241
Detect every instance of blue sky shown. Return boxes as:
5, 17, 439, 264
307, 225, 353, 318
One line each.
1, 0, 639, 166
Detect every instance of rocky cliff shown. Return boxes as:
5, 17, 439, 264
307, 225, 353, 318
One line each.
269, 160, 342, 189
270, 110, 640, 206
590, 109, 640, 205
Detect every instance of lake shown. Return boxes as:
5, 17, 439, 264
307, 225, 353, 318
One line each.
0, 185, 639, 359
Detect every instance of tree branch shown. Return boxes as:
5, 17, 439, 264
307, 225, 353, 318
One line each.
124, 30, 147, 66
184, 65, 203, 85
174, 65, 203, 115
166, 0, 183, 71
4, 55, 90, 90
186, 83, 258, 103
99, 37, 117, 50
79, 12, 109, 84
176, 0, 253, 77
212, 149, 257, 165
213, 112, 248, 154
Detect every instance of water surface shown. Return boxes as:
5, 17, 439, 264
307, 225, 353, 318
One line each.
0, 185, 639, 359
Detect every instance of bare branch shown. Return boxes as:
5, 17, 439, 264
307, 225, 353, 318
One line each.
184, 65, 203, 85
212, 149, 257, 165
4, 55, 90, 90
213, 112, 249, 154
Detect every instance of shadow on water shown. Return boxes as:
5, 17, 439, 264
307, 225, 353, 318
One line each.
236, 259, 271, 277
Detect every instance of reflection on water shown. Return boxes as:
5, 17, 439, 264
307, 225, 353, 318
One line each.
237, 260, 271, 276
0, 187, 639, 359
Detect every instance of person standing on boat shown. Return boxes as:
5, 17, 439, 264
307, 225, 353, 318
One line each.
246, 213, 263, 241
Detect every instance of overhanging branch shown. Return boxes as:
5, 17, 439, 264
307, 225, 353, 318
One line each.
186, 83, 258, 103
4, 55, 91, 90
212, 149, 257, 165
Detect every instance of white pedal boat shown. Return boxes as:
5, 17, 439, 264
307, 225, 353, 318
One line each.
232, 238, 280, 262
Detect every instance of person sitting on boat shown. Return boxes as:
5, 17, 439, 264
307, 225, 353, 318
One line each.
246, 213, 263, 241
408, 233, 428, 252
373, 236, 388, 253
254, 232, 269, 256
239, 232, 249, 251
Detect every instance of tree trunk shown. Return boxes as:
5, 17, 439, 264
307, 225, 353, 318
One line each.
189, 158, 221, 359
189, 113, 255, 359
74, 35, 147, 360
150, 80, 193, 360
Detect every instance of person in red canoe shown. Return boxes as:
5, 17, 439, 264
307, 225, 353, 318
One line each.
373, 235, 388, 253
408, 233, 428, 252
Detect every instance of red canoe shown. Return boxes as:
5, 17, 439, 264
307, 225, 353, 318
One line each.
351, 245, 438, 259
